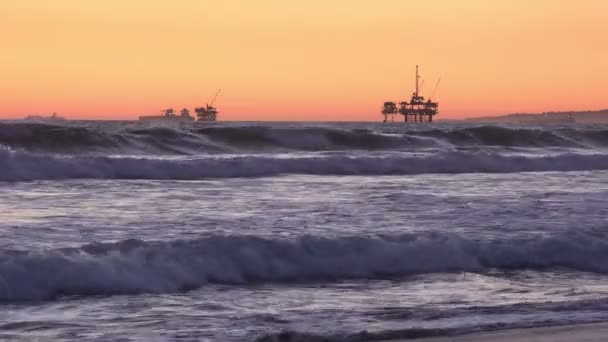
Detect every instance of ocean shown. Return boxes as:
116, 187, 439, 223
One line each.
1, 120, 608, 341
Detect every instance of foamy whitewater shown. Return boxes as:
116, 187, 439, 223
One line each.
1, 120, 608, 341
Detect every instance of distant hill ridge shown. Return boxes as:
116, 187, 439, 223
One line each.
466, 109, 608, 123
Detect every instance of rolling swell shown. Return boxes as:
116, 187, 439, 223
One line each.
195, 126, 432, 151
0, 123, 432, 154
0, 123, 222, 154
419, 126, 586, 147
2, 231, 608, 301
0, 123, 122, 152
3, 148, 608, 181
2, 122, 608, 154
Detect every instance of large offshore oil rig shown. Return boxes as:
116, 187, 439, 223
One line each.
139, 89, 221, 122
382, 66, 439, 123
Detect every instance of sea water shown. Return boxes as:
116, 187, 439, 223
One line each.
1, 121, 608, 341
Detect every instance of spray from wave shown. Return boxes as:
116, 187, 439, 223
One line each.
2, 231, 608, 301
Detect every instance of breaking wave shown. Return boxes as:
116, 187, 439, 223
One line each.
2, 231, 608, 301
2, 148, 608, 181
2, 122, 608, 154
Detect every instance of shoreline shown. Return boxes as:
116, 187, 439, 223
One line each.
405, 322, 608, 342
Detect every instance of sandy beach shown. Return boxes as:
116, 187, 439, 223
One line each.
408, 323, 608, 342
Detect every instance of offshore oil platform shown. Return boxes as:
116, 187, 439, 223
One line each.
382, 66, 439, 123
139, 89, 221, 122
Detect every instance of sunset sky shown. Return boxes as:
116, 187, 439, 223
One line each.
1, 1, 607, 121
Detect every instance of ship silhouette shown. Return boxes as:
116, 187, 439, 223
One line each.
25, 112, 66, 121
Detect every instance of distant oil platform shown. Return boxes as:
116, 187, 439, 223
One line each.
139, 89, 221, 122
382, 66, 439, 123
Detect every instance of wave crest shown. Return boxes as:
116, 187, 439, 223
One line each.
2, 122, 608, 154
2, 232, 608, 301
2, 148, 608, 181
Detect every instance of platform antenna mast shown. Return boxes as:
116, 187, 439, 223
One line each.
209, 88, 222, 106
415, 65, 420, 98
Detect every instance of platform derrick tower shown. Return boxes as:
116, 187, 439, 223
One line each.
382, 66, 439, 123
195, 89, 221, 121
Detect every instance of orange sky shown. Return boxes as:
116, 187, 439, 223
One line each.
1, 0, 607, 121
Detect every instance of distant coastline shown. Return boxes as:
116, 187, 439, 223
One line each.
464, 109, 608, 124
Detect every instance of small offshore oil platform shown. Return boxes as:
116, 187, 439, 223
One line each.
382, 66, 439, 123
139, 89, 221, 122
147, 108, 196, 121
195, 89, 221, 121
